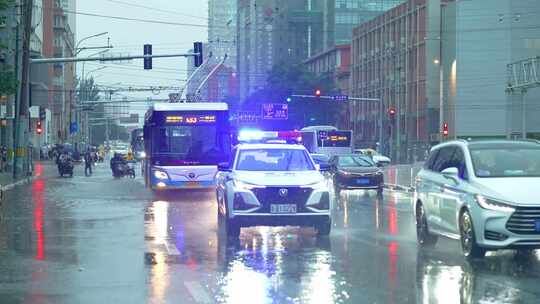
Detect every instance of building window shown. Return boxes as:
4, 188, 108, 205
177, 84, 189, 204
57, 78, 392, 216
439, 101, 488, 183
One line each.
54, 16, 63, 27
525, 38, 540, 49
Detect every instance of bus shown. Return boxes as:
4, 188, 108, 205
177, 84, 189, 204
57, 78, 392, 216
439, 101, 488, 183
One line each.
130, 128, 145, 159
143, 102, 231, 190
300, 126, 353, 157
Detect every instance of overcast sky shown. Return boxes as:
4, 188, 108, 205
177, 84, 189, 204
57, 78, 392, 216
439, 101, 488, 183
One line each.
76, 0, 207, 109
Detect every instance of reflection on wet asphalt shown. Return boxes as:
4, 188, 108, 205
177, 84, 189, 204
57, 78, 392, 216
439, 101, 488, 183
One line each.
1, 162, 540, 303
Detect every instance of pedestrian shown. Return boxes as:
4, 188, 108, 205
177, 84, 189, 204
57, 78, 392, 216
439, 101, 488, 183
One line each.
84, 148, 93, 176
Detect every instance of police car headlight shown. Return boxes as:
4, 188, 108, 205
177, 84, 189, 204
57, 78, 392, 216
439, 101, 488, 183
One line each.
154, 170, 168, 180
234, 180, 265, 190
303, 180, 328, 190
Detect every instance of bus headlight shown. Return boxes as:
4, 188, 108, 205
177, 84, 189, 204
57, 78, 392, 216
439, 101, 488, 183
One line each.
154, 170, 168, 180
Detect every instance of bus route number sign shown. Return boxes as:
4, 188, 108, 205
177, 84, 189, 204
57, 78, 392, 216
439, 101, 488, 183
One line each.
166, 114, 216, 125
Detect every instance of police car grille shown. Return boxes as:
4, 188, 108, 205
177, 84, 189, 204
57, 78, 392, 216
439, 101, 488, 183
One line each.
506, 206, 540, 235
252, 187, 312, 212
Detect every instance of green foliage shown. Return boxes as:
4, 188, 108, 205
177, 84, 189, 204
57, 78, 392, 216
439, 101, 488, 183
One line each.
0, 0, 14, 11
76, 76, 101, 102
0, 70, 17, 95
243, 62, 342, 128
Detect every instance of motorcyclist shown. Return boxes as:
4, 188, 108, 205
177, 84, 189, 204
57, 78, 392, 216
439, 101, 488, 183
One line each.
57, 152, 73, 175
110, 153, 127, 177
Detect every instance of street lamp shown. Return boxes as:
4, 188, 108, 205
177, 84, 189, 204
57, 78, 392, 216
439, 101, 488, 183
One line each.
76, 32, 109, 55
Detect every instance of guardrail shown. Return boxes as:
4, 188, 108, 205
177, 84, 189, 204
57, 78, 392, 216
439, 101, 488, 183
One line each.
382, 163, 424, 192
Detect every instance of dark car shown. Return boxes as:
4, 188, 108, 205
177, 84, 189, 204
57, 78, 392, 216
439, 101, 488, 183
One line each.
310, 153, 330, 166
329, 154, 384, 195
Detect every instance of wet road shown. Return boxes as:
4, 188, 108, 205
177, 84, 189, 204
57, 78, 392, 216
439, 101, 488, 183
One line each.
1, 162, 540, 303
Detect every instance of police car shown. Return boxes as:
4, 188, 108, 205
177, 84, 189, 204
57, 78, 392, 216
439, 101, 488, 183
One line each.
216, 141, 332, 238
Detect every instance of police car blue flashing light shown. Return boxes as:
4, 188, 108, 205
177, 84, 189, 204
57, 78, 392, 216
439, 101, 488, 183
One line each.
237, 129, 302, 144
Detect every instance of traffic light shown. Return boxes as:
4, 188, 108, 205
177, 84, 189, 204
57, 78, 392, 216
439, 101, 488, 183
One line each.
443, 122, 449, 137
388, 107, 396, 117
144, 44, 152, 70
315, 89, 321, 98
194, 42, 203, 67
36, 121, 42, 135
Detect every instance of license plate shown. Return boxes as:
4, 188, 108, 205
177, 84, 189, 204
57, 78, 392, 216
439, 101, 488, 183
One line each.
356, 178, 370, 185
536, 220, 540, 232
270, 204, 297, 214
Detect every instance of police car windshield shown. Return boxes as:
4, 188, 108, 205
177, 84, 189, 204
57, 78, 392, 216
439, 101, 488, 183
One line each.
236, 149, 315, 171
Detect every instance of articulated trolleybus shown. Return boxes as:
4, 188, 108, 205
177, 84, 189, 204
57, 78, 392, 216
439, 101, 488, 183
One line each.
143, 102, 230, 190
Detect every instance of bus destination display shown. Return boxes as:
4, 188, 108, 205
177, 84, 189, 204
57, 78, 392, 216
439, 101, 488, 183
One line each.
165, 114, 217, 125
317, 130, 352, 147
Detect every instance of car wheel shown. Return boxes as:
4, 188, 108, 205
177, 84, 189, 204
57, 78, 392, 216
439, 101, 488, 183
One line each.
460, 209, 486, 259
416, 203, 438, 247
316, 220, 332, 236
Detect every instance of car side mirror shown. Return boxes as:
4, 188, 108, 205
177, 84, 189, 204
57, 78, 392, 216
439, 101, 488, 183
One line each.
441, 167, 459, 182
319, 163, 331, 172
218, 162, 231, 172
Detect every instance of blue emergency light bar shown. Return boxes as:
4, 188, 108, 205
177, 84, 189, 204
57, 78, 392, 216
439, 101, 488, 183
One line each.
237, 129, 302, 143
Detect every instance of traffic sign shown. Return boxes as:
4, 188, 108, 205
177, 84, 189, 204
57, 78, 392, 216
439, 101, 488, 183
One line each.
332, 95, 349, 101
262, 104, 288, 120
70, 122, 78, 134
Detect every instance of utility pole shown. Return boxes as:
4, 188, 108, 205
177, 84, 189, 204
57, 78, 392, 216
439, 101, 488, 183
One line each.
13, 0, 33, 178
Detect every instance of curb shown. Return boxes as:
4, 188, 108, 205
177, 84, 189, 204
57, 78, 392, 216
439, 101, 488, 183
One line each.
1, 175, 38, 192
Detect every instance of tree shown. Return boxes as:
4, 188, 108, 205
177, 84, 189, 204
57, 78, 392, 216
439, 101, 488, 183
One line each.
0, 70, 17, 95
242, 63, 341, 128
0, 0, 17, 96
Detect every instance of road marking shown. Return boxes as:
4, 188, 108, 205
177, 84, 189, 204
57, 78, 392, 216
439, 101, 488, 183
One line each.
184, 281, 212, 304
164, 241, 180, 256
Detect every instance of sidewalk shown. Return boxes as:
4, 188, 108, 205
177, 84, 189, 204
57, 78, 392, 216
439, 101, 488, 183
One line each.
383, 162, 424, 192
0, 161, 54, 193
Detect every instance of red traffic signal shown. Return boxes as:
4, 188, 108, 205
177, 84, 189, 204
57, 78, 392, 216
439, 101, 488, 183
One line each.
442, 122, 449, 137
315, 89, 321, 97
388, 107, 396, 116
36, 121, 43, 135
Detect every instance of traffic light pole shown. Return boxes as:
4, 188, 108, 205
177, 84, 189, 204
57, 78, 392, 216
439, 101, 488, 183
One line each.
30, 53, 200, 64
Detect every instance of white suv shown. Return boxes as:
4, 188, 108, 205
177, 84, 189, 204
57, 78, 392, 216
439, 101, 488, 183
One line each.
216, 143, 332, 238
414, 140, 540, 258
